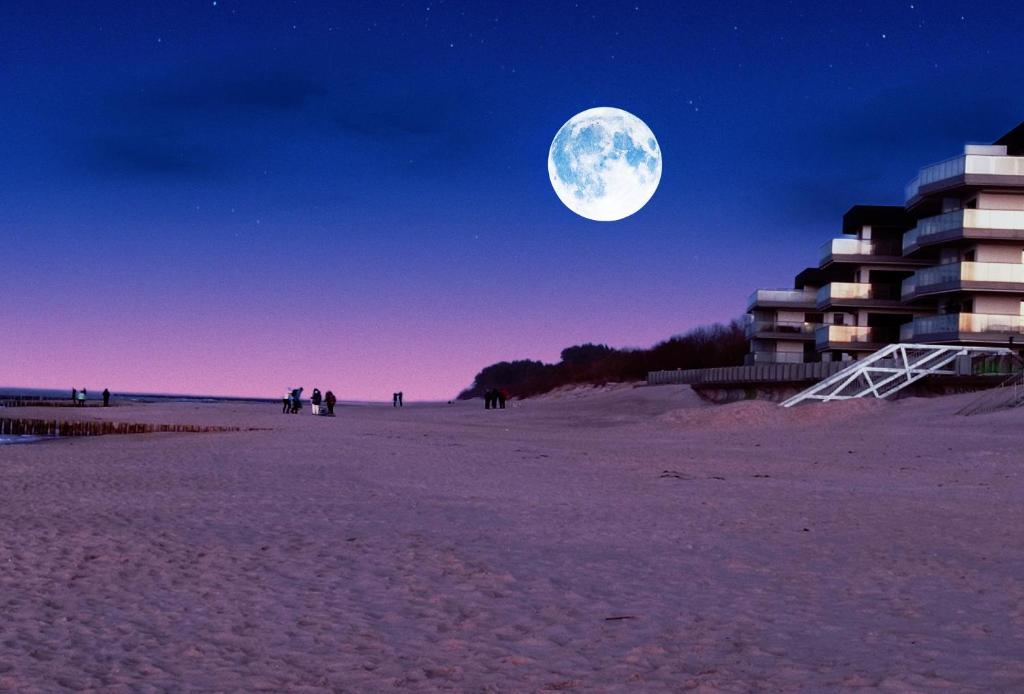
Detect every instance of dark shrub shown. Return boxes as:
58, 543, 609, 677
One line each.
457, 320, 746, 399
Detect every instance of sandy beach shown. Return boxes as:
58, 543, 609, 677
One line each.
2, 385, 1023, 691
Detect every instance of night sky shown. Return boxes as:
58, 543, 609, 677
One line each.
5, 1, 1024, 400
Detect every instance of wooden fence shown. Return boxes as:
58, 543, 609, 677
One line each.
647, 362, 847, 387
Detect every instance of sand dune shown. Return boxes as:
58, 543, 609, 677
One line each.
1, 386, 1023, 691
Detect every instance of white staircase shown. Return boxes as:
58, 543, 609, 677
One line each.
780, 344, 1013, 408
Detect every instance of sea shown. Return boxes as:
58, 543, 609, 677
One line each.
0, 435, 43, 445
0, 388, 278, 445
0, 387, 396, 407
0, 388, 395, 444
0, 387, 275, 405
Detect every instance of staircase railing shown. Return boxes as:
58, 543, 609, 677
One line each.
956, 361, 1024, 416
781, 344, 1013, 408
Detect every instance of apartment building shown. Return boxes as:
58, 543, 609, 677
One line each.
747, 122, 1024, 365
744, 280, 820, 365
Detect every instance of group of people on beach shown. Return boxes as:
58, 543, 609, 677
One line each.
282, 387, 336, 416
71, 388, 110, 407
280, 388, 418, 414
484, 388, 509, 409
310, 388, 336, 416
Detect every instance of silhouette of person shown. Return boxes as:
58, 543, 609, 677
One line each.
311, 388, 322, 415
102, 388, 110, 407
78, 388, 87, 406
325, 390, 336, 416
282, 393, 290, 414
72, 388, 77, 405
398, 391, 404, 407
484, 389, 493, 409
393, 392, 399, 408
498, 388, 507, 409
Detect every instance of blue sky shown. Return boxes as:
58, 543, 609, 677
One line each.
4, 1, 1024, 398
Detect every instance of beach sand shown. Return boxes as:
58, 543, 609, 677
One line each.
1, 385, 1023, 691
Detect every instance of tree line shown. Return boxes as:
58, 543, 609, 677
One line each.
457, 319, 746, 399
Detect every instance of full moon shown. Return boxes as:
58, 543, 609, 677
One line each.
548, 107, 662, 222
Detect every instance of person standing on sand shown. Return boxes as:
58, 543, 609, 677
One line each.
398, 391, 404, 407
102, 388, 110, 407
498, 388, 508, 409
283, 390, 291, 414
393, 392, 399, 408
484, 389, 492, 409
72, 388, 77, 405
311, 388, 322, 415
324, 390, 336, 416
78, 388, 87, 406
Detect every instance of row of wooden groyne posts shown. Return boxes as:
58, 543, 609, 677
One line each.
0, 396, 96, 408
0, 417, 241, 439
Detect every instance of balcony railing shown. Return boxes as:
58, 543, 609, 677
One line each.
903, 261, 1024, 298
816, 325, 903, 348
747, 288, 818, 309
902, 275, 916, 299
902, 263, 959, 297
815, 325, 877, 348
745, 321, 815, 333
905, 154, 1024, 202
908, 313, 957, 338
746, 351, 806, 365
817, 282, 902, 305
819, 238, 902, 263
910, 312, 1024, 338
905, 155, 965, 201
903, 208, 1024, 252
745, 320, 818, 338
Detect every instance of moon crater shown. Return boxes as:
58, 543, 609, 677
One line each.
548, 107, 662, 222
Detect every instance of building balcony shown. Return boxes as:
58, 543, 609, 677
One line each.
901, 312, 1024, 344
818, 238, 907, 266
903, 208, 1024, 254
744, 351, 807, 365
814, 325, 896, 351
746, 288, 818, 311
816, 282, 904, 309
744, 319, 819, 340
905, 152, 1024, 206
902, 261, 1024, 300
